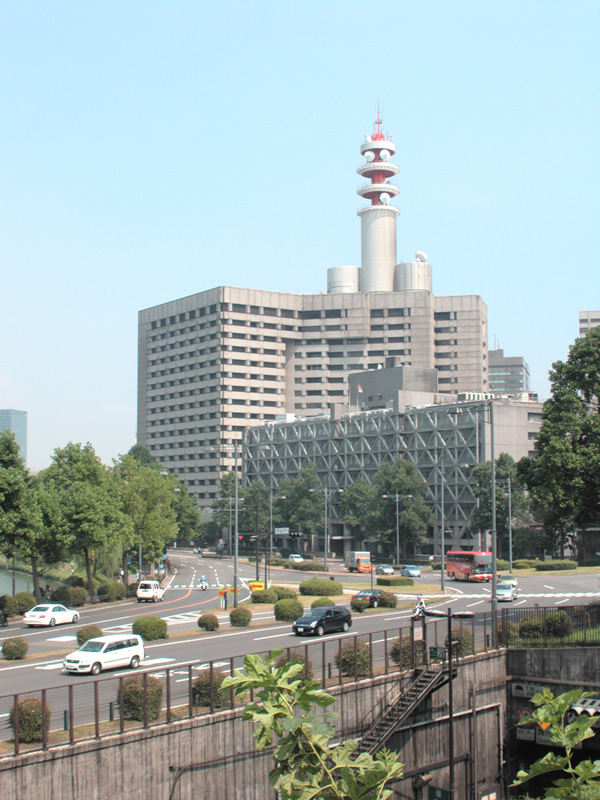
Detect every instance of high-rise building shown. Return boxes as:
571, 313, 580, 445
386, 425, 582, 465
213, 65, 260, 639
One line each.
137, 118, 488, 506
488, 349, 531, 397
0, 409, 28, 465
579, 311, 600, 337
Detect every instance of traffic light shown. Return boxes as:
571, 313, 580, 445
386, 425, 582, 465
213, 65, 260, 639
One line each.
290, 531, 302, 539
238, 535, 243, 541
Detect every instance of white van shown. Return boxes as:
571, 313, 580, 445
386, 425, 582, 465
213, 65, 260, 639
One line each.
63, 634, 145, 675
136, 580, 164, 603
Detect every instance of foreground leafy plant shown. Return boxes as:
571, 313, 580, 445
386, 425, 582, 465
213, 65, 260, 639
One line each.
222, 650, 403, 799
512, 688, 600, 799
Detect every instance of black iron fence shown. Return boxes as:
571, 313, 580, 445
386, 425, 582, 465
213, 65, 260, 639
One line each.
1, 605, 598, 758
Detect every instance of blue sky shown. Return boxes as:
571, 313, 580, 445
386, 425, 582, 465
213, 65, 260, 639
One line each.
1, 1, 598, 472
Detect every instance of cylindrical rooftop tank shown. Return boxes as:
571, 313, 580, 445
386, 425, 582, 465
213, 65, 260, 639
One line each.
395, 257, 432, 291
358, 206, 399, 292
327, 265, 360, 294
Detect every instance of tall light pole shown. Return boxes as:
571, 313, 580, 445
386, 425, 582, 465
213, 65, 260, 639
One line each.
382, 494, 413, 565
489, 400, 498, 643
233, 440, 240, 607
505, 476, 513, 574
309, 487, 343, 570
440, 460, 446, 593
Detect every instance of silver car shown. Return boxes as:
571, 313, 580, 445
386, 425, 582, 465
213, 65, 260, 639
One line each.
496, 582, 518, 602
375, 564, 394, 575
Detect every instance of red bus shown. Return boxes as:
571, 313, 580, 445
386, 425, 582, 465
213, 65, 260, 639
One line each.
445, 550, 492, 582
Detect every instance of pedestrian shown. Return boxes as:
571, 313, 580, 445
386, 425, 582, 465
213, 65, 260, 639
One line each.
45, 584, 51, 601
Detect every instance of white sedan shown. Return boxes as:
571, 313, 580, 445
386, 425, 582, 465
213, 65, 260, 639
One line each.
23, 604, 80, 627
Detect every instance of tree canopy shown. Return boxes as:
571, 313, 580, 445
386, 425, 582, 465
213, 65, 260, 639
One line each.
522, 327, 600, 539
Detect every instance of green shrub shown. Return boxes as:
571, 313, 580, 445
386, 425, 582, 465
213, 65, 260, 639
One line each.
519, 618, 543, 639
496, 559, 509, 571
0, 595, 18, 617
376, 576, 413, 587
275, 649, 314, 681
121, 674, 163, 721
133, 615, 168, 641
2, 636, 28, 660
299, 578, 344, 596
291, 561, 327, 571
13, 592, 36, 614
274, 599, 304, 622
377, 591, 398, 608
311, 596, 335, 609
250, 589, 278, 604
96, 581, 122, 603
69, 586, 87, 607
446, 625, 474, 656
513, 559, 532, 570
334, 640, 370, 677
350, 598, 369, 614
77, 624, 103, 646
390, 635, 426, 667
66, 574, 86, 588
271, 586, 297, 600
50, 585, 72, 605
193, 669, 228, 708
543, 610, 571, 638
431, 561, 441, 571
498, 621, 520, 645
534, 559, 578, 571
197, 613, 219, 631
230, 607, 252, 627
10, 697, 50, 743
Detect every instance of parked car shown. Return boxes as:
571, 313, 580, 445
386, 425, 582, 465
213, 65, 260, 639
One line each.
375, 564, 394, 575
496, 581, 518, 602
400, 565, 422, 578
292, 606, 352, 636
288, 554, 304, 563
63, 634, 145, 675
23, 604, 79, 627
136, 580, 165, 603
350, 589, 384, 608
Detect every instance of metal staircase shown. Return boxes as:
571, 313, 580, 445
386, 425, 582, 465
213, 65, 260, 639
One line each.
354, 661, 451, 755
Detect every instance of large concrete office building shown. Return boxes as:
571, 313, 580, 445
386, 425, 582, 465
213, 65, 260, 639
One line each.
137, 118, 488, 506
579, 311, 600, 337
488, 348, 531, 396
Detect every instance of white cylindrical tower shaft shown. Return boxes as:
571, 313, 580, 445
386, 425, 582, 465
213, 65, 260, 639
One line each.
357, 111, 400, 293
327, 265, 360, 294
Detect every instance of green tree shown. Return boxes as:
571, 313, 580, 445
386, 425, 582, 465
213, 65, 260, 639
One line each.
375, 459, 433, 556
275, 464, 323, 542
522, 328, 600, 550
512, 688, 600, 798
40, 442, 129, 601
222, 650, 404, 799
0, 430, 45, 600
471, 453, 535, 559
339, 478, 379, 542
127, 443, 157, 467
114, 455, 178, 589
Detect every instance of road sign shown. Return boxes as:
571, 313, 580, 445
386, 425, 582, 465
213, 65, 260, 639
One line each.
274, 527, 289, 534
218, 588, 227, 596
228, 585, 240, 594
249, 581, 265, 591
428, 789, 450, 800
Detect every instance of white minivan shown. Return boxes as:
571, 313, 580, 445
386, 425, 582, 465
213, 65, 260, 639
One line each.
63, 634, 145, 675
136, 580, 164, 603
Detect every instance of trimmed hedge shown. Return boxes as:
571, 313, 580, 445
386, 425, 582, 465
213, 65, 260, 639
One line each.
274, 599, 304, 622
534, 559, 578, 571
271, 586, 297, 600
250, 589, 278, 604
350, 598, 369, 614
376, 576, 413, 587
193, 669, 228, 708
544, 610, 571, 637
96, 581, 125, 603
311, 597, 335, 609
5, 592, 37, 615
70, 587, 88, 607
290, 562, 327, 572
197, 614, 220, 632
66, 574, 86, 588
496, 559, 509, 572
390, 635, 426, 667
2, 636, 28, 660
378, 591, 398, 608
299, 578, 344, 596
334, 640, 370, 677
513, 559, 533, 569
51, 585, 72, 605
133, 615, 168, 641
230, 607, 252, 627
10, 697, 50, 742
121, 674, 163, 721
77, 625, 103, 646
275, 649, 314, 681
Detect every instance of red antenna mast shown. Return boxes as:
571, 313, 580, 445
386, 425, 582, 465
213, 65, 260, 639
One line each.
373, 100, 384, 141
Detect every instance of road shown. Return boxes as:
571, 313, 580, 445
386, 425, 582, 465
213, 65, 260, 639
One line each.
0, 550, 598, 739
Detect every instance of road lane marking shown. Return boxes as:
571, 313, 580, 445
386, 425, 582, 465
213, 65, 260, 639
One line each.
47, 635, 78, 642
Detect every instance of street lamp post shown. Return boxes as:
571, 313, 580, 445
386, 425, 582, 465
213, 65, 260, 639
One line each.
381, 494, 413, 565
489, 401, 498, 643
502, 476, 513, 574
309, 487, 342, 570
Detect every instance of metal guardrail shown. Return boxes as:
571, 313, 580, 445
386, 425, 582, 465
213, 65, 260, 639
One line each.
1, 605, 598, 758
